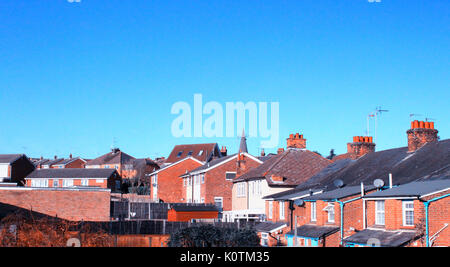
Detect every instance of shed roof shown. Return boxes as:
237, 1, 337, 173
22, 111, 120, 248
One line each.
344, 229, 419, 247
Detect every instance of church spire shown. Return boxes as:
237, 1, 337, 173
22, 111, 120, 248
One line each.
239, 129, 248, 153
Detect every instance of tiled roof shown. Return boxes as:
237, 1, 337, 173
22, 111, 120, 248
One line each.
363, 179, 450, 199
26, 168, 117, 179
344, 229, 419, 247
254, 222, 288, 233
294, 139, 450, 192
234, 148, 331, 187
85, 149, 135, 166
303, 185, 376, 201
166, 143, 220, 163
186, 154, 237, 174
0, 154, 24, 164
286, 224, 339, 238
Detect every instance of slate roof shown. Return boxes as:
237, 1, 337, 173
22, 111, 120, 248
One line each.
302, 185, 376, 201
294, 139, 450, 192
254, 222, 288, 233
285, 224, 340, 238
185, 154, 237, 174
344, 229, 419, 247
26, 168, 117, 179
363, 179, 450, 199
166, 143, 220, 163
0, 154, 24, 164
52, 157, 86, 166
234, 148, 331, 187
85, 149, 135, 166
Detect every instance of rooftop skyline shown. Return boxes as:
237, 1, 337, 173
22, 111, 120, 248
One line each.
0, 0, 449, 159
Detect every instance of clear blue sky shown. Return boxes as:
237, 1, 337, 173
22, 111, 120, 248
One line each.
0, 0, 449, 160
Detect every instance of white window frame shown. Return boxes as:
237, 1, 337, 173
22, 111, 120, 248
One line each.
375, 200, 385, 225
225, 172, 236, 181
325, 203, 335, 223
63, 179, 74, 187
237, 182, 246, 197
402, 201, 414, 226
53, 179, 59, 187
214, 197, 223, 210
81, 179, 89, 186
201, 174, 205, 184
311, 202, 317, 222
261, 233, 269, 246
279, 201, 285, 220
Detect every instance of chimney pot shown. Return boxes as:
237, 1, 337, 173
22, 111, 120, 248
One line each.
419, 121, 425, 129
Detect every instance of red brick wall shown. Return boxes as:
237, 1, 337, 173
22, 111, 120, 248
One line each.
203, 156, 261, 211
116, 234, 169, 247
152, 158, 203, 203
0, 188, 110, 221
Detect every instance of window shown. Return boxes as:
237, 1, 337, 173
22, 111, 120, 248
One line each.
268, 201, 273, 219
63, 179, 74, 187
81, 179, 89, 186
31, 179, 48, 187
201, 174, 205, 184
225, 172, 236, 180
403, 201, 414, 226
279, 201, 285, 220
323, 203, 335, 223
375, 201, 385, 225
311, 202, 317, 222
177, 151, 183, 157
201, 198, 205, 203
152, 175, 157, 185
261, 233, 269, 246
115, 180, 121, 190
214, 197, 223, 210
104, 165, 109, 169
53, 180, 59, 187
198, 150, 203, 156
237, 183, 246, 197
114, 165, 119, 170
187, 151, 193, 156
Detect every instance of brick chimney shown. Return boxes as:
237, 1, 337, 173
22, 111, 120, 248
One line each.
236, 153, 247, 175
69, 153, 73, 159
277, 148, 285, 154
286, 133, 306, 149
407, 120, 438, 152
220, 146, 227, 157
347, 136, 375, 159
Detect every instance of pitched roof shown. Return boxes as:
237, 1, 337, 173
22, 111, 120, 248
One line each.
303, 185, 376, 201
52, 157, 86, 166
294, 139, 450, 192
344, 229, 419, 247
285, 224, 339, 238
363, 179, 450, 199
26, 168, 117, 179
254, 222, 288, 233
166, 143, 220, 163
234, 148, 331, 187
184, 152, 263, 175
85, 149, 135, 166
0, 154, 24, 164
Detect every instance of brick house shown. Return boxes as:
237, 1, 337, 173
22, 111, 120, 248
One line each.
231, 133, 331, 223
147, 157, 204, 203
180, 151, 263, 222
33, 155, 87, 169
263, 121, 450, 247
85, 148, 136, 179
24, 168, 122, 192
164, 143, 221, 166
346, 180, 450, 247
0, 154, 35, 185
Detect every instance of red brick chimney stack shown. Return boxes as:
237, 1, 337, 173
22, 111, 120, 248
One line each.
407, 120, 438, 152
277, 148, 285, 154
347, 136, 375, 159
260, 149, 266, 157
286, 133, 306, 149
220, 146, 228, 157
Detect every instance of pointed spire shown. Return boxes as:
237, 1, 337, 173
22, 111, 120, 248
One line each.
239, 129, 248, 153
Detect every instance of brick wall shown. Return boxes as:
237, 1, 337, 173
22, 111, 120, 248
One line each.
0, 188, 111, 221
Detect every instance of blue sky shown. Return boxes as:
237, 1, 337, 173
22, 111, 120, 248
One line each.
0, 0, 449, 160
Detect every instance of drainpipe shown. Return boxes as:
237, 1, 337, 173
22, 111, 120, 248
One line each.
336, 195, 363, 246
423, 194, 450, 247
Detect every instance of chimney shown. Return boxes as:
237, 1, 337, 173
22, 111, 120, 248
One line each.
271, 175, 284, 182
69, 153, 73, 159
407, 120, 438, 152
220, 146, 228, 157
286, 133, 306, 149
347, 136, 375, 159
277, 148, 285, 154
260, 149, 266, 157
236, 153, 247, 174
54, 155, 57, 160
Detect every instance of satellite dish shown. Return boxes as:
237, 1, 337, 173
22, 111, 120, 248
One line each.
333, 179, 344, 188
294, 199, 305, 207
373, 179, 385, 188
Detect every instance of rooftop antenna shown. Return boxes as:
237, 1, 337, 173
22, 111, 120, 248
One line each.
373, 106, 389, 144
425, 117, 435, 122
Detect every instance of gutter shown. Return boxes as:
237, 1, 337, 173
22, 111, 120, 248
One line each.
335, 195, 363, 246
423, 193, 450, 247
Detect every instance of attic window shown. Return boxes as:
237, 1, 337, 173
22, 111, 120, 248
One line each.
198, 150, 204, 156
225, 172, 236, 180
177, 151, 183, 157
187, 151, 193, 156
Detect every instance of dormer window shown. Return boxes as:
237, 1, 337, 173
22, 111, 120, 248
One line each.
187, 151, 193, 156
198, 150, 204, 156
177, 151, 183, 157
